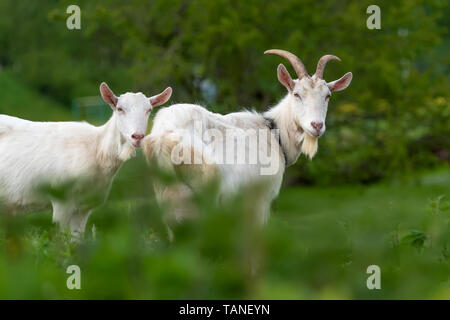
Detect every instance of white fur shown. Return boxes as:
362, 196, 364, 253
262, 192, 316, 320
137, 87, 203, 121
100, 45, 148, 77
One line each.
145, 69, 351, 227
0, 89, 162, 236
145, 95, 320, 225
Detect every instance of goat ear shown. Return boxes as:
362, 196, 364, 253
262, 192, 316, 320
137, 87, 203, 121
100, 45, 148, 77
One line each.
149, 87, 172, 107
277, 64, 295, 92
327, 72, 352, 92
100, 82, 118, 109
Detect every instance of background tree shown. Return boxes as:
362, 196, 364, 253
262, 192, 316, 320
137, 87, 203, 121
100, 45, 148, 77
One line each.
0, 0, 448, 184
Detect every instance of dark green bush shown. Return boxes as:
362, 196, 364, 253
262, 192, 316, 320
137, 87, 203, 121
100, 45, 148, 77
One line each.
0, 0, 448, 184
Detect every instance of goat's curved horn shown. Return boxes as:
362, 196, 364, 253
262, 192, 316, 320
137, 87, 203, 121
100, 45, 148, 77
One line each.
264, 49, 308, 79
315, 55, 341, 79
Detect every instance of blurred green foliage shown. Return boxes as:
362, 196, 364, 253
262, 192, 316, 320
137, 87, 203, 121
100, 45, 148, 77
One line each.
0, 158, 448, 299
0, 0, 448, 184
0, 72, 71, 121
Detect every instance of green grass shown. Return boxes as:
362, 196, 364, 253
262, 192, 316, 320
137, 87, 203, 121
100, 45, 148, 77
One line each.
0, 160, 449, 299
268, 167, 450, 299
0, 71, 71, 121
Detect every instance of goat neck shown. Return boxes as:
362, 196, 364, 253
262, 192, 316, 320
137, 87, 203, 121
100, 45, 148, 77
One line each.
96, 113, 135, 173
264, 94, 318, 166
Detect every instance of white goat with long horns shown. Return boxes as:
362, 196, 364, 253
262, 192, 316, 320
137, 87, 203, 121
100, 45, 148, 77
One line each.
145, 49, 352, 226
0, 83, 172, 236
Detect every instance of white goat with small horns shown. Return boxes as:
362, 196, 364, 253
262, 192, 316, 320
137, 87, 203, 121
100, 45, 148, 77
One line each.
0, 82, 172, 236
144, 50, 352, 227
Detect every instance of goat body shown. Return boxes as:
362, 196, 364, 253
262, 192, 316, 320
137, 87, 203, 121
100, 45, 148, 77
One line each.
0, 82, 172, 235
145, 50, 352, 226
145, 95, 317, 223
0, 114, 134, 233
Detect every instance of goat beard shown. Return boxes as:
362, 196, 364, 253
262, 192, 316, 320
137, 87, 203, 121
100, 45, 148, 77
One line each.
293, 120, 318, 160
301, 133, 318, 159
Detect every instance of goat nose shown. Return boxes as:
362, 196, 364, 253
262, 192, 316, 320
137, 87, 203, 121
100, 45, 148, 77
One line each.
311, 122, 323, 131
131, 133, 145, 141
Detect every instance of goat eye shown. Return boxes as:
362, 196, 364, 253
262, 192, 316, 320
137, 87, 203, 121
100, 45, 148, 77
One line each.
117, 107, 124, 113
325, 94, 331, 100
294, 93, 302, 100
